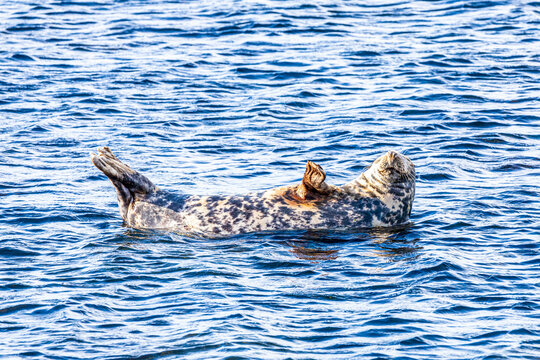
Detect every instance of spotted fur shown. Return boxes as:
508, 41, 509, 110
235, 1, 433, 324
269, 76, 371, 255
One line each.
91, 147, 415, 237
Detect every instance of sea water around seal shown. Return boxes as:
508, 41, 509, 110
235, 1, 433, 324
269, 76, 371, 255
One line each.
1, 1, 539, 359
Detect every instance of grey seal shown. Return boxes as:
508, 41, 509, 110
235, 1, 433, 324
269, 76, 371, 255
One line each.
91, 147, 415, 237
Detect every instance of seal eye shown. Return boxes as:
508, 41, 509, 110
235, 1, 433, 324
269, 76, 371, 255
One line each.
380, 166, 403, 180
380, 167, 393, 176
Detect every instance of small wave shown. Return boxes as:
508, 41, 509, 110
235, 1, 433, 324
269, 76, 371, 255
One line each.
0, 303, 43, 315
0, 247, 40, 257
9, 53, 35, 61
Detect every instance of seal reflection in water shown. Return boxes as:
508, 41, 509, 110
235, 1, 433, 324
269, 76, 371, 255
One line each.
91, 147, 415, 237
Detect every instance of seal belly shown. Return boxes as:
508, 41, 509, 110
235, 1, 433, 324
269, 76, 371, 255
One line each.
120, 181, 409, 237
176, 189, 324, 236
173, 189, 390, 236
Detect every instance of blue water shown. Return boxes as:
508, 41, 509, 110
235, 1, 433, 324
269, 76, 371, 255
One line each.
1, 0, 539, 359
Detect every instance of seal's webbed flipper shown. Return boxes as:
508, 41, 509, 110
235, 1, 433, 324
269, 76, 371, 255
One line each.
296, 161, 331, 200
91, 147, 156, 220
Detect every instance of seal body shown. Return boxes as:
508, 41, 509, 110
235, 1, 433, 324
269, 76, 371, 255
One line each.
91, 147, 415, 237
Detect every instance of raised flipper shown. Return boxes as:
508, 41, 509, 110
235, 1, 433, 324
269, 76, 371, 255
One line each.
296, 161, 332, 200
91, 147, 156, 220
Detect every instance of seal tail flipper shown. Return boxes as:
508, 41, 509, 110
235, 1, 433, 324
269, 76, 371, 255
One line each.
296, 161, 331, 200
91, 147, 156, 220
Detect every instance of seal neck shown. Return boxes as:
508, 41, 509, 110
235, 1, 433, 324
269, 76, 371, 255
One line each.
343, 173, 414, 198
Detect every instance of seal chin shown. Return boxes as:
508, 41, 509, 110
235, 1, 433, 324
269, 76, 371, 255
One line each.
369, 151, 416, 185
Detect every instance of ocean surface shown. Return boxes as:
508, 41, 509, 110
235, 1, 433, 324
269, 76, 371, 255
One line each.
1, 1, 539, 359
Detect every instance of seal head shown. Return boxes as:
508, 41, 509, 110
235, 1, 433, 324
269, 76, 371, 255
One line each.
362, 150, 416, 192
342, 150, 416, 225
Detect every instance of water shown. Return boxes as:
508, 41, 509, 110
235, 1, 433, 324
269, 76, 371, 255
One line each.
1, 0, 539, 358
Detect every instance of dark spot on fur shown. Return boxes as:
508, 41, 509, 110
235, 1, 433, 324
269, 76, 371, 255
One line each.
279, 206, 293, 216
243, 210, 253, 220
229, 206, 241, 219
226, 198, 243, 208
253, 201, 266, 212
145, 190, 188, 212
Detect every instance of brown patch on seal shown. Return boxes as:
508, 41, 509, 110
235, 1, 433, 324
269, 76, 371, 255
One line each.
280, 187, 319, 208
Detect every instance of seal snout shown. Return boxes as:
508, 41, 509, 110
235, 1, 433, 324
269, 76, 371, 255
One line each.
386, 150, 398, 164
371, 150, 415, 183
384, 150, 403, 171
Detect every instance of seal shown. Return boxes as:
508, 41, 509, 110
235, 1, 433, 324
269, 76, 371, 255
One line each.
91, 147, 415, 237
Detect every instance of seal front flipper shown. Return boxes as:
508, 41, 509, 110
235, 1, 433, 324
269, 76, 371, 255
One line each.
296, 161, 332, 200
91, 147, 156, 220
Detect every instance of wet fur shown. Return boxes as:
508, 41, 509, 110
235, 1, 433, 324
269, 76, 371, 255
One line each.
91, 147, 415, 237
